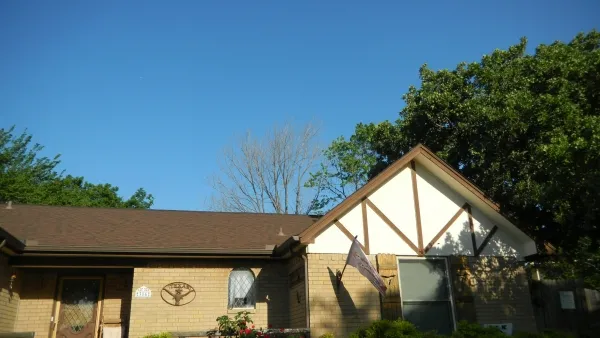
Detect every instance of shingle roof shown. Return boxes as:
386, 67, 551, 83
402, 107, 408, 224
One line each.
0, 204, 318, 253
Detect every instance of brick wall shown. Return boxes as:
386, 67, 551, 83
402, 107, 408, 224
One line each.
0, 254, 19, 332
12, 269, 133, 337
128, 260, 289, 338
306, 253, 381, 338
14, 269, 58, 337
103, 270, 134, 335
307, 254, 537, 336
465, 256, 537, 333
287, 256, 306, 328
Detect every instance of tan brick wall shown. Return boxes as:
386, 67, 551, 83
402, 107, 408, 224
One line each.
307, 253, 381, 338
14, 269, 58, 337
0, 254, 19, 332
103, 269, 134, 335
289, 282, 305, 328
128, 260, 289, 338
287, 256, 306, 328
307, 254, 538, 336
12, 269, 133, 337
465, 256, 537, 333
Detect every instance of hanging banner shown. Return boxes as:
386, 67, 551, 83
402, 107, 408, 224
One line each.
345, 237, 387, 296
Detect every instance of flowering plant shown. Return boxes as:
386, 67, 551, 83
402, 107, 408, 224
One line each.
214, 312, 304, 338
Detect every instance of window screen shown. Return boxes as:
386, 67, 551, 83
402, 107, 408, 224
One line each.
398, 258, 454, 335
228, 268, 256, 309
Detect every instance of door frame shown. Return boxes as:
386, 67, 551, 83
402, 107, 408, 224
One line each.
396, 256, 458, 331
52, 276, 105, 338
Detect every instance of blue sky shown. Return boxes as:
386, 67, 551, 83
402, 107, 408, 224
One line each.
1, 1, 598, 211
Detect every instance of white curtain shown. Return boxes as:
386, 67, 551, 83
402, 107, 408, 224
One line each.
228, 268, 255, 308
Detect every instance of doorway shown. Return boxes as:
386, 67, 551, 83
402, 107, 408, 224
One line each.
53, 277, 104, 338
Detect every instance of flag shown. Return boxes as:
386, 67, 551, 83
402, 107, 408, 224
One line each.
345, 237, 387, 296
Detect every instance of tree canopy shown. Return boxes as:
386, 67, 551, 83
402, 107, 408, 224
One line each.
314, 31, 600, 288
0, 126, 154, 209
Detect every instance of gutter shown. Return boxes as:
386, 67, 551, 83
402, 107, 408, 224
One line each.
21, 244, 276, 257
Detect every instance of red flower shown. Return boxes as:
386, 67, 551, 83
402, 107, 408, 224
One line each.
267, 324, 272, 329
245, 328, 251, 334
280, 328, 284, 332
265, 335, 270, 338
252, 325, 255, 329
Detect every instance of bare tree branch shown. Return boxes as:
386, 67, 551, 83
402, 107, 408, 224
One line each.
210, 121, 321, 214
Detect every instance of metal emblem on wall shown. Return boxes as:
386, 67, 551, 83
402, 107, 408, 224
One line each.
161, 282, 196, 306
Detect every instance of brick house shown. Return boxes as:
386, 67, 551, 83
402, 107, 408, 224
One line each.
0, 145, 538, 337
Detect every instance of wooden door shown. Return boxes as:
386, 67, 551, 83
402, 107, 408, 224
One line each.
55, 277, 103, 338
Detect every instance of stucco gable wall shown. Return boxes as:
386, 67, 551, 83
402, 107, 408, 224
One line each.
308, 164, 530, 259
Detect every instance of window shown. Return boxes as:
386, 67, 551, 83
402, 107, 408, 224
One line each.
398, 258, 455, 335
228, 268, 256, 309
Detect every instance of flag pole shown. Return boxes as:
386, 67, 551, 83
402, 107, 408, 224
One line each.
336, 235, 358, 290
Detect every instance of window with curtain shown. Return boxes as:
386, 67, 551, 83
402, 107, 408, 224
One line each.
398, 258, 455, 335
228, 268, 256, 309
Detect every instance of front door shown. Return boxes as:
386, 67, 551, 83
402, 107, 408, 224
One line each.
55, 277, 103, 338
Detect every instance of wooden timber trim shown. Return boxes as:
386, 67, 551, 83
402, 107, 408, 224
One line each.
410, 160, 424, 254
335, 220, 366, 252
298, 144, 504, 245
466, 204, 478, 255
424, 203, 469, 253
361, 200, 370, 255
365, 199, 420, 255
475, 225, 498, 256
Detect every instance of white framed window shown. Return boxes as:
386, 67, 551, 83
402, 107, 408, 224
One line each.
397, 257, 456, 335
228, 268, 256, 309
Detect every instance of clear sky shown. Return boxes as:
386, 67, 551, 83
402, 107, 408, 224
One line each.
1, 1, 598, 211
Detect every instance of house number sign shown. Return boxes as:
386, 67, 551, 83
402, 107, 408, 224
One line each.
161, 282, 196, 306
134, 286, 152, 299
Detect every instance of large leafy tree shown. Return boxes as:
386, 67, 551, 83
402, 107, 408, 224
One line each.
0, 126, 154, 208
316, 31, 600, 288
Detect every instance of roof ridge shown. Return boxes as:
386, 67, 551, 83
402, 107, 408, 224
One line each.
2, 203, 321, 218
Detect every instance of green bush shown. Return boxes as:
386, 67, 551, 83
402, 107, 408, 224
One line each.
319, 334, 335, 338
142, 333, 172, 338
350, 319, 438, 338
513, 330, 575, 338
451, 321, 507, 338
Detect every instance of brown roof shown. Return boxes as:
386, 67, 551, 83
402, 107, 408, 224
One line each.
0, 204, 318, 254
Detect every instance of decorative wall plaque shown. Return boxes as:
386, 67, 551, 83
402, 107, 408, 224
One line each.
161, 282, 196, 306
134, 286, 152, 299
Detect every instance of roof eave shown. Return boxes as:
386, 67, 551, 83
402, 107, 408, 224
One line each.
273, 236, 303, 257
21, 245, 276, 257
0, 227, 25, 253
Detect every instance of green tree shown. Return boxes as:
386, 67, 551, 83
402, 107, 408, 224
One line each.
0, 126, 154, 209
317, 31, 600, 288
304, 135, 376, 214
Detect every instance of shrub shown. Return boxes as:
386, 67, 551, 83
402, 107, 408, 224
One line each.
350, 319, 430, 338
451, 321, 506, 338
513, 330, 576, 338
143, 333, 172, 338
319, 334, 335, 338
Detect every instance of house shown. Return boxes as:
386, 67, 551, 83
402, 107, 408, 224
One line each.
0, 145, 538, 337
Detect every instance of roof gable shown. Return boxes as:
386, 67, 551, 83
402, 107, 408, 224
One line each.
300, 144, 536, 258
